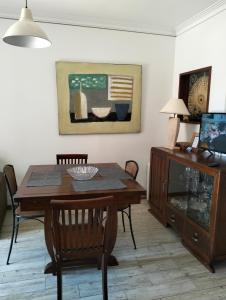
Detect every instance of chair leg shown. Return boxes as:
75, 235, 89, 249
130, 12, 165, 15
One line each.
14, 217, 20, 243
96, 255, 101, 270
121, 211, 125, 232
128, 205, 137, 250
102, 253, 108, 300
6, 212, 16, 265
56, 265, 62, 300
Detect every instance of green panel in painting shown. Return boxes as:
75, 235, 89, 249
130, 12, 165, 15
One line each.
69, 74, 107, 90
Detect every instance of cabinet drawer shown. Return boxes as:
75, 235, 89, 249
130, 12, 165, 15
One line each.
183, 220, 210, 259
166, 205, 184, 234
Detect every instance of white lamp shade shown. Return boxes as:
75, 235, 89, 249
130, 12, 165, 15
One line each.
160, 98, 190, 115
3, 8, 51, 48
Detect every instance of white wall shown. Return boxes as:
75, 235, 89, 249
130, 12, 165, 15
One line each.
173, 10, 226, 141
0, 20, 175, 187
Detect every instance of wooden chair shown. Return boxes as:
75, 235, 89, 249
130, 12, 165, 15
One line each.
118, 160, 139, 249
3, 164, 44, 265
50, 196, 116, 300
56, 154, 88, 165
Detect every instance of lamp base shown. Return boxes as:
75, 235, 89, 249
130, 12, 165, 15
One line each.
167, 117, 180, 149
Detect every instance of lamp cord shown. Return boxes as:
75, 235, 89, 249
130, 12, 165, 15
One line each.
25, 0, 28, 8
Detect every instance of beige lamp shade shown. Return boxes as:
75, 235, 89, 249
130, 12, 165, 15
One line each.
3, 8, 51, 48
160, 98, 190, 149
160, 98, 190, 116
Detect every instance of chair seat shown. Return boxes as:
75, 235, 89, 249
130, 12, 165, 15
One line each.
15, 207, 44, 218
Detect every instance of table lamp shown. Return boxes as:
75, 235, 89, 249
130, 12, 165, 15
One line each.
160, 98, 190, 149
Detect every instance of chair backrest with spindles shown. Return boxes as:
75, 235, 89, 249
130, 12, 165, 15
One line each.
50, 196, 116, 261
56, 154, 88, 165
3, 164, 18, 210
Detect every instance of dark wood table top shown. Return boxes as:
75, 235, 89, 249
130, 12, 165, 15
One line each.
15, 163, 146, 211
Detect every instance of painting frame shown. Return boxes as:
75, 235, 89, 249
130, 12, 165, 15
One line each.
56, 61, 142, 134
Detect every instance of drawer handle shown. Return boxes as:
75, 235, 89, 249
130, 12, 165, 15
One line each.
192, 232, 199, 243
170, 214, 175, 223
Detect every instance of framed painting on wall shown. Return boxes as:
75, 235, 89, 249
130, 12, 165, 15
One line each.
56, 61, 142, 134
178, 66, 212, 123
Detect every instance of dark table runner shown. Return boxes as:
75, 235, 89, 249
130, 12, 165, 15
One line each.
72, 179, 126, 192
98, 166, 131, 179
54, 164, 76, 171
27, 171, 62, 187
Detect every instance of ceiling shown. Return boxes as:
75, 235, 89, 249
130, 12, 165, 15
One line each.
0, 0, 221, 36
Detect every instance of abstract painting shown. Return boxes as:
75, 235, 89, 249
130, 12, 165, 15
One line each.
56, 62, 142, 134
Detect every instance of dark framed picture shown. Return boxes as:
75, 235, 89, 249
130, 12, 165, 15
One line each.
178, 66, 212, 123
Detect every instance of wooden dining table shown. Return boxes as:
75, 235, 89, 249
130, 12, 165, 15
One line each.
14, 163, 145, 273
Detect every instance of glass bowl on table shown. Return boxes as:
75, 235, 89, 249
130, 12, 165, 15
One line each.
67, 166, 98, 181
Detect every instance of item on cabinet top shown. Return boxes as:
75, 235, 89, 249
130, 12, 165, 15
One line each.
191, 132, 199, 148
176, 132, 200, 152
160, 98, 190, 149
176, 142, 191, 151
191, 132, 200, 153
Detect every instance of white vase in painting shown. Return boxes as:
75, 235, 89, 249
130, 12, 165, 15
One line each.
74, 90, 88, 120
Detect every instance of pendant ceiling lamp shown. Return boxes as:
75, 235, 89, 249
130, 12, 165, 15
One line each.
3, 0, 51, 48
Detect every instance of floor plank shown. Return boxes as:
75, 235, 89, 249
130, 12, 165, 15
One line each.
0, 200, 226, 299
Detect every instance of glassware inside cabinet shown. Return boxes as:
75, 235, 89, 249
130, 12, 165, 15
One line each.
168, 160, 189, 212
187, 172, 213, 229
168, 160, 214, 229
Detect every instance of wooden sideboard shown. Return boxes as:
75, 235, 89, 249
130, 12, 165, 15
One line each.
149, 147, 226, 272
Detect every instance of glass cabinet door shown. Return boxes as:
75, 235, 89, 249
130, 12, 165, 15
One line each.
168, 160, 214, 230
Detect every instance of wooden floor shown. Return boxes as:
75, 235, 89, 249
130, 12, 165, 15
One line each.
1, 200, 226, 299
